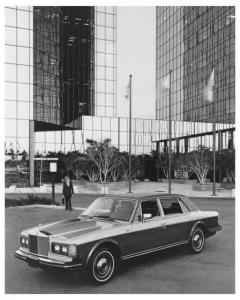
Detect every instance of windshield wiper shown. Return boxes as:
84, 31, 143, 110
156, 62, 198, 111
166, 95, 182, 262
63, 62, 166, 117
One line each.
81, 214, 93, 219
94, 215, 114, 221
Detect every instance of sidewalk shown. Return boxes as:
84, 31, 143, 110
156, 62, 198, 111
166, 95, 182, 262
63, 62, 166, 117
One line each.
5, 181, 234, 198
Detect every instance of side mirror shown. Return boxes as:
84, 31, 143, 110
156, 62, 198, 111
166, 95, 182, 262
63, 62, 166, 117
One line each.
143, 213, 152, 220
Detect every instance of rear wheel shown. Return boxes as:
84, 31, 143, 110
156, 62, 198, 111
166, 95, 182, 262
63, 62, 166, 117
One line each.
189, 227, 205, 253
88, 247, 115, 284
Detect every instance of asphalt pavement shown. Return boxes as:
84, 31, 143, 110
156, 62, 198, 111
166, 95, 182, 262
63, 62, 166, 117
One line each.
5, 197, 235, 293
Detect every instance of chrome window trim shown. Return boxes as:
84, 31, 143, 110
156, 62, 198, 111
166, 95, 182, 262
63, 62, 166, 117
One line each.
159, 197, 184, 217
139, 198, 163, 222
132, 201, 143, 223
142, 215, 164, 223
128, 199, 139, 223
177, 197, 191, 213
157, 197, 165, 216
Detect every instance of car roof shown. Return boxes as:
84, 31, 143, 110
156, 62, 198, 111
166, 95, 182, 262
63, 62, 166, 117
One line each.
102, 193, 199, 211
104, 193, 186, 200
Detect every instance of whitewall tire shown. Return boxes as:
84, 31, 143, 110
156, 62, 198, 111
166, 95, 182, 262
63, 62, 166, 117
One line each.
190, 227, 205, 253
88, 248, 115, 284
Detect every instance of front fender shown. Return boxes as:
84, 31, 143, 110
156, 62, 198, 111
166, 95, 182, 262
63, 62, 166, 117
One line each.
86, 238, 120, 265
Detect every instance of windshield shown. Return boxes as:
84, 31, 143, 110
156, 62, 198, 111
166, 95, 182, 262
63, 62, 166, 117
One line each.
81, 197, 137, 222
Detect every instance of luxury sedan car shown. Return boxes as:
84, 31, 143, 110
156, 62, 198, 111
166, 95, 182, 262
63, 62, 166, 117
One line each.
15, 194, 222, 283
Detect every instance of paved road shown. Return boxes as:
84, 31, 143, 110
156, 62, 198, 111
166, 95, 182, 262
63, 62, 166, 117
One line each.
5, 198, 235, 293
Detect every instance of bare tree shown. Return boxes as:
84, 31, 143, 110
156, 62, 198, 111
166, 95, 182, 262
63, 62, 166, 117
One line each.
86, 139, 125, 184
182, 148, 212, 184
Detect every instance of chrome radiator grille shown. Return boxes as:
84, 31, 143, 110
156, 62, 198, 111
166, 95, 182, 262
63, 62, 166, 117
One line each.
29, 235, 38, 254
37, 235, 49, 256
29, 234, 49, 256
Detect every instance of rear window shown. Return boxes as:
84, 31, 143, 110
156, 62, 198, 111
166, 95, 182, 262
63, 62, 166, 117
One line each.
160, 198, 183, 215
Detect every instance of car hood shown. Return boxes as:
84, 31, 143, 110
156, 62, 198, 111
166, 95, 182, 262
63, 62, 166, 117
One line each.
26, 217, 121, 240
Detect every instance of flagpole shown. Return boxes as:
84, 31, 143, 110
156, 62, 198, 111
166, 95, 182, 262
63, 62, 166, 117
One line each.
168, 69, 172, 194
128, 74, 132, 193
212, 112, 216, 196
212, 72, 217, 196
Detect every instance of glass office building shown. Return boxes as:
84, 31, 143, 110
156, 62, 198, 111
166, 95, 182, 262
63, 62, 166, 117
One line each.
5, 6, 235, 187
5, 6, 34, 159
5, 6, 117, 155
156, 6, 235, 153
94, 7, 117, 118
5, 6, 117, 186
156, 6, 235, 124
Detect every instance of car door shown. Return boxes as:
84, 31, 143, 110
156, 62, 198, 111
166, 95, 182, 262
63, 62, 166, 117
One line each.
120, 198, 170, 257
159, 196, 194, 245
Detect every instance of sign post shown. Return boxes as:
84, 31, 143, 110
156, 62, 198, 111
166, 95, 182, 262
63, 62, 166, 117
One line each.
50, 162, 57, 204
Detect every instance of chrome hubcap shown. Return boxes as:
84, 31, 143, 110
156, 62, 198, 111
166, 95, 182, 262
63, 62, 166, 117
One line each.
96, 258, 109, 275
93, 252, 114, 280
193, 230, 203, 250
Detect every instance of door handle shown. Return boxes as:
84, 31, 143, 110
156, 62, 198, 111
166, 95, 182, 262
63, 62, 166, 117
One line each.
162, 224, 167, 229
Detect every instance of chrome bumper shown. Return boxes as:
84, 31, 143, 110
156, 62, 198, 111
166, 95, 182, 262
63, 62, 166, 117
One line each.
15, 249, 83, 270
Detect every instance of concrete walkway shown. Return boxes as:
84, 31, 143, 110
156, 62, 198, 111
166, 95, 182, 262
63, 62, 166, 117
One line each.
5, 181, 234, 198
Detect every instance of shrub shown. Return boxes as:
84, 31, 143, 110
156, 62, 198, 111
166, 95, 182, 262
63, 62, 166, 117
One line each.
5, 194, 60, 207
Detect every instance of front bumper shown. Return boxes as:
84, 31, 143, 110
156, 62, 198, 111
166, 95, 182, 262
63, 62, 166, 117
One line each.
15, 249, 83, 270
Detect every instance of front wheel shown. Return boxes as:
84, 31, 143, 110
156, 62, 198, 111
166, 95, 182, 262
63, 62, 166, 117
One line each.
88, 248, 116, 284
189, 227, 205, 253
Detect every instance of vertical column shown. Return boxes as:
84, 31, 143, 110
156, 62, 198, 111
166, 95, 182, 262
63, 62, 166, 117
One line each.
176, 138, 180, 154
218, 131, 223, 183
218, 131, 223, 151
29, 120, 35, 187
164, 141, 168, 153
184, 137, 188, 153
118, 117, 120, 150
228, 130, 234, 149
156, 141, 160, 181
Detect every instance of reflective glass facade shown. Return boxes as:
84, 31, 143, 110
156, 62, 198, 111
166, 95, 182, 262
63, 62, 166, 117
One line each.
35, 117, 234, 155
156, 6, 235, 125
60, 7, 94, 128
5, 5, 117, 157
33, 7, 61, 127
94, 7, 117, 117
5, 6, 33, 156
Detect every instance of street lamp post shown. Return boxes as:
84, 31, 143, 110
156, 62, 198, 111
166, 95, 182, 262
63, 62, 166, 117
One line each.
128, 74, 132, 193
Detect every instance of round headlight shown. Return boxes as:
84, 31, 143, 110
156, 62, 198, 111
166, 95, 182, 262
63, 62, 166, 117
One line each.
61, 246, 68, 254
20, 236, 28, 247
54, 244, 60, 252
68, 245, 77, 257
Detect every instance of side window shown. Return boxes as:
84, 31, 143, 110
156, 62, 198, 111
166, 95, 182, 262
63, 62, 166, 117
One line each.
141, 200, 160, 219
160, 198, 183, 215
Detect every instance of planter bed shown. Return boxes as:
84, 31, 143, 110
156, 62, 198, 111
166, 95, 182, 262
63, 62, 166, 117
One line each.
192, 183, 220, 191
5, 194, 60, 208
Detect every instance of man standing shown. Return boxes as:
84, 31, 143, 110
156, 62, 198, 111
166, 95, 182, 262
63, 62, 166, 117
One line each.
62, 176, 74, 211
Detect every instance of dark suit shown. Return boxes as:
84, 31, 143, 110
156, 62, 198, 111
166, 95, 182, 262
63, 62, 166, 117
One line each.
62, 182, 74, 211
